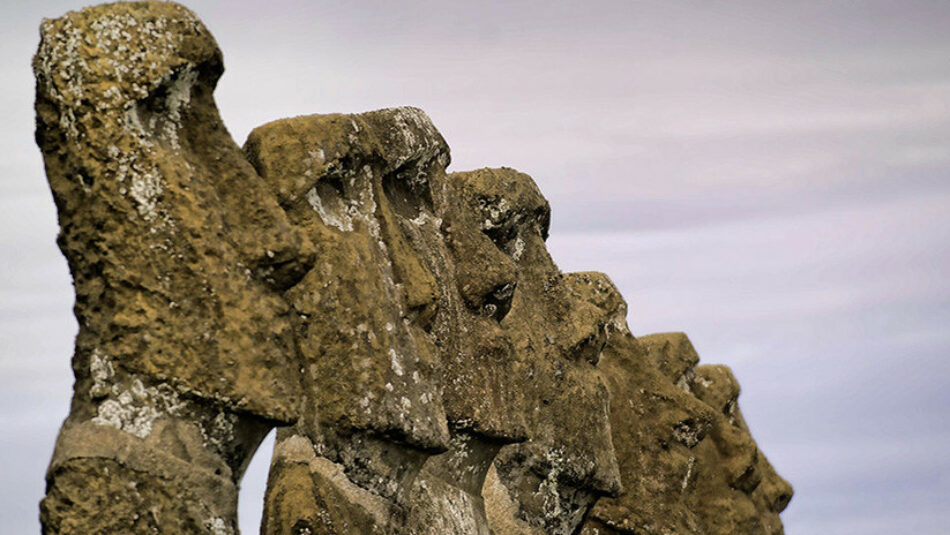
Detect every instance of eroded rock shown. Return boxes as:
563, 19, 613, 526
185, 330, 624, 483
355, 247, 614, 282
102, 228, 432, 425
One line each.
456, 169, 622, 535
35, 3, 792, 534
247, 108, 456, 534
35, 2, 313, 533
580, 332, 793, 535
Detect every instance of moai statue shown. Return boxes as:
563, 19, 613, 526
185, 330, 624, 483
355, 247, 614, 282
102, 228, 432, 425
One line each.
577, 328, 716, 533
450, 169, 623, 535
244, 108, 454, 534
580, 332, 793, 535
245, 108, 535, 534
34, 2, 314, 533
687, 363, 793, 535
401, 153, 531, 535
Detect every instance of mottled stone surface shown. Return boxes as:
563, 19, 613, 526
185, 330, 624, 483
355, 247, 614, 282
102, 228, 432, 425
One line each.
245, 110, 530, 535
247, 108, 452, 535
687, 363, 794, 535
35, 2, 792, 534
458, 169, 622, 535
580, 332, 793, 535
35, 2, 313, 533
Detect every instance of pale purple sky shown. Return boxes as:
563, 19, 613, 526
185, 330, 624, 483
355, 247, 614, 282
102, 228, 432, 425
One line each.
2, 1, 949, 533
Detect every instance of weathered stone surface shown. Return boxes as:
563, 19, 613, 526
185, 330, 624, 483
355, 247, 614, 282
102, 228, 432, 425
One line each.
687, 364, 794, 535
457, 169, 622, 535
246, 110, 531, 535
35, 2, 313, 533
35, 3, 792, 534
580, 332, 793, 535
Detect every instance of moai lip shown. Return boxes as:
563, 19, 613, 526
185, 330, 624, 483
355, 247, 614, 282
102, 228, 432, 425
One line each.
35, 2, 315, 533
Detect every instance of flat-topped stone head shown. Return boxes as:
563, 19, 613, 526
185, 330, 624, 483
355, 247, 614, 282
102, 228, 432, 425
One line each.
247, 109, 535, 534
453, 168, 621, 535
35, 2, 315, 533
581, 332, 793, 535
34, 0, 314, 421
245, 107, 453, 457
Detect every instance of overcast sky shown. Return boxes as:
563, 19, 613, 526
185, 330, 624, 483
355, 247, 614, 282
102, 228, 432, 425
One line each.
2, 1, 949, 533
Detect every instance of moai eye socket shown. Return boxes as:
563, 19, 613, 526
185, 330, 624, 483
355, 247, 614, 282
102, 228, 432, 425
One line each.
474, 194, 518, 250
383, 162, 433, 220
306, 173, 352, 231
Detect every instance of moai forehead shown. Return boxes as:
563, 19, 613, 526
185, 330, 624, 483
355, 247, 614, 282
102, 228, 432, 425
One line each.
639, 332, 702, 387
34, 0, 314, 422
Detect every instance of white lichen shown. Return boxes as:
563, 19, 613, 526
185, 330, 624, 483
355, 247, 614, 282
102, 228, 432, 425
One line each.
682, 456, 697, 490
91, 377, 184, 439
306, 185, 354, 231
510, 235, 526, 261
206, 516, 233, 535
88, 349, 115, 398
389, 348, 404, 376
160, 66, 197, 149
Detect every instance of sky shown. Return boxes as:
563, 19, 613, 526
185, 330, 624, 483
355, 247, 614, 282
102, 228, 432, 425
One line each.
2, 1, 949, 533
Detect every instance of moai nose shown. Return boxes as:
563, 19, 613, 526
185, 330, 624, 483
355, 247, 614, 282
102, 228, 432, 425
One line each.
448, 221, 519, 322
375, 181, 441, 330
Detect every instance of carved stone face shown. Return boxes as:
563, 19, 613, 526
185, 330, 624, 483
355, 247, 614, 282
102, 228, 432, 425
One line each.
248, 109, 535, 534
401, 165, 530, 535
580, 333, 793, 535
688, 365, 794, 535
35, 3, 316, 533
449, 168, 622, 535
580, 331, 717, 535
245, 108, 453, 480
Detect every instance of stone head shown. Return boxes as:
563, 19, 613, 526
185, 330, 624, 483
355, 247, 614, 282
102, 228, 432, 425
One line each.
581, 333, 793, 535
688, 364, 794, 535
36, 3, 316, 533
245, 108, 454, 477
448, 168, 622, 534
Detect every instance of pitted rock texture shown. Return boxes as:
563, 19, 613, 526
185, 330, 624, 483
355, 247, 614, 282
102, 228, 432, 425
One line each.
580, 332, 793, 535
452, 169, 623, 535
244, 111, 530, 535
36, 2, 791, 534
35, 2, 313, 534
